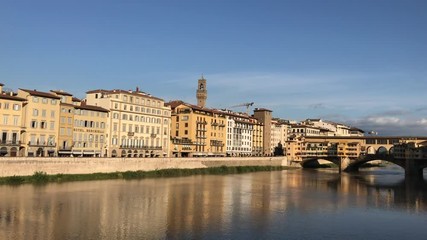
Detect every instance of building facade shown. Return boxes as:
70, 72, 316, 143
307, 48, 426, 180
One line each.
169, 101, 226, 157
0, 84, 26, 157
253, 108, 273, 156
17, 89, 61, 157
85, 88, 171, 157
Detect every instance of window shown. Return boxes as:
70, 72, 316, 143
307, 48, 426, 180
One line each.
42, 110, 46, 117
50, 121, 55, 130
3, 103, 9, 109
33, 109, 39, 116
51, 110, 55, 118
3, 115, 8, 125
42, 98, 48, 104
31, 120, 38, 128
13, 104, 20, 111
40, 121, 47, 129
51, 99, 57, 105
13, 116, 19, 126
33, 96, 39, 103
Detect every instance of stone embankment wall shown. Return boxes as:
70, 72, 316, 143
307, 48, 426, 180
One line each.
0, 157, 290, 177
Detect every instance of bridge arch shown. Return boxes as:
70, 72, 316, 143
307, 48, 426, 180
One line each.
345, 154, 406, 172
300, 157, 341, 168
366, 146, 376, 154
389, 146, 394, 155
377, 146, 388, 155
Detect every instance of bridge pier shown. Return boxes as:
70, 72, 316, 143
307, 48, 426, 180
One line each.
405, 159, 424, 178
339, 157, 351, 173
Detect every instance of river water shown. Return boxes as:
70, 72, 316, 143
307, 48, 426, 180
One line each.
0, 167, 426, 240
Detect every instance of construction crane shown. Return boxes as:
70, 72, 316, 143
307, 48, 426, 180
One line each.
230, 102, 254, 115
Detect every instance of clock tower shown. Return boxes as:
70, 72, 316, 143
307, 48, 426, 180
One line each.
196, 76, 207, 108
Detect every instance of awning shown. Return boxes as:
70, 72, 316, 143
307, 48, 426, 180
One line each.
58, 150, 72, 154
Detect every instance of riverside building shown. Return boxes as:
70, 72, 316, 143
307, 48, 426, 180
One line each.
253, 108, 273, 156
0, 83, 26, 157
218, 110, 254, 157
85, 88, 171, 157
50, 90, 109, 157
17, 89, 61, 157
168, 101, 226, 157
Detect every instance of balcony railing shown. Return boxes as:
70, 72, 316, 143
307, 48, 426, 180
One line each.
0, 140, 21, 146
120, 145, 162, 150
28, 141, 56, 147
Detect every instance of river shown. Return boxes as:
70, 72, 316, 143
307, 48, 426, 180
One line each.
1, 167, 426, 240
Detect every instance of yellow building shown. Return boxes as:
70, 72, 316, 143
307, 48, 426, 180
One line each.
51, 90, 75, 155
85, 88, 171, 157
168, 101, 226, 157
0, 83, 26, 156
17, 89, 61, 157
252, 120, 264, 156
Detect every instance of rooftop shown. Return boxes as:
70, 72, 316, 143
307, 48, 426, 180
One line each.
19, 88, 61, 99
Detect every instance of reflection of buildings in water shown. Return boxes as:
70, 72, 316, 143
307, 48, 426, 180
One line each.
0, 180, 170, 240
166, 175, 226, 239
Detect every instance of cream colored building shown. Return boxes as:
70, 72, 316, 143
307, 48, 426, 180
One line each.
168, 101, 226, 157
17, 89, 61, 157
270, 118, 290, 154
0, 83, 26, 156
85, 88, 171, 157
72, 104, 109, 157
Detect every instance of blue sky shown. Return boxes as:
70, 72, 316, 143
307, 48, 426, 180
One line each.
1, 0, 426, 135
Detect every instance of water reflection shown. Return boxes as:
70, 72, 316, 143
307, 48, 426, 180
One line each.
1, 169, 426, 239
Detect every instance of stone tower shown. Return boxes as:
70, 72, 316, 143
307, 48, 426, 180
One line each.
196, 76, 207, 108
253, 108, 273, 156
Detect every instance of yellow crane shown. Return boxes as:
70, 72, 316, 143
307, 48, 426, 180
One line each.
230, 102, 254, 115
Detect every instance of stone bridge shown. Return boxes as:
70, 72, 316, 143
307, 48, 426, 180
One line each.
301, 154, 427, 177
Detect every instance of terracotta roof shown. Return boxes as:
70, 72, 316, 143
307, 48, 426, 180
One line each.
166, 100, 185, 109
19, 88, 61, 99
0, 94, 26, 101
60, 103, 75, 108
50, 90, 73, 96
75, 104, 109, 113
86, 89, 163, 101
0, 83, 4, 86
167, 100, 221, 115
72, 97, 81, 102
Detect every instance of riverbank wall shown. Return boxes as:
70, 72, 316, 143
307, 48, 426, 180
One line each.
0, 157, 291, 177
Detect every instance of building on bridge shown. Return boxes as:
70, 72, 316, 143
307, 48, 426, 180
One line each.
394, 140, 427, 159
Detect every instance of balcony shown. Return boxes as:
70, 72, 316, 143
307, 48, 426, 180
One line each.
28, 141, 57, 147
0, 140, 21, 146
120, 145, 162, 150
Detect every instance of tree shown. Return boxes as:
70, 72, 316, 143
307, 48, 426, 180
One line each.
274, 142, 285, 156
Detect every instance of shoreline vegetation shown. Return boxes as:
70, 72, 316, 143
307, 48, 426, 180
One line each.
0, 166, 297, 185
